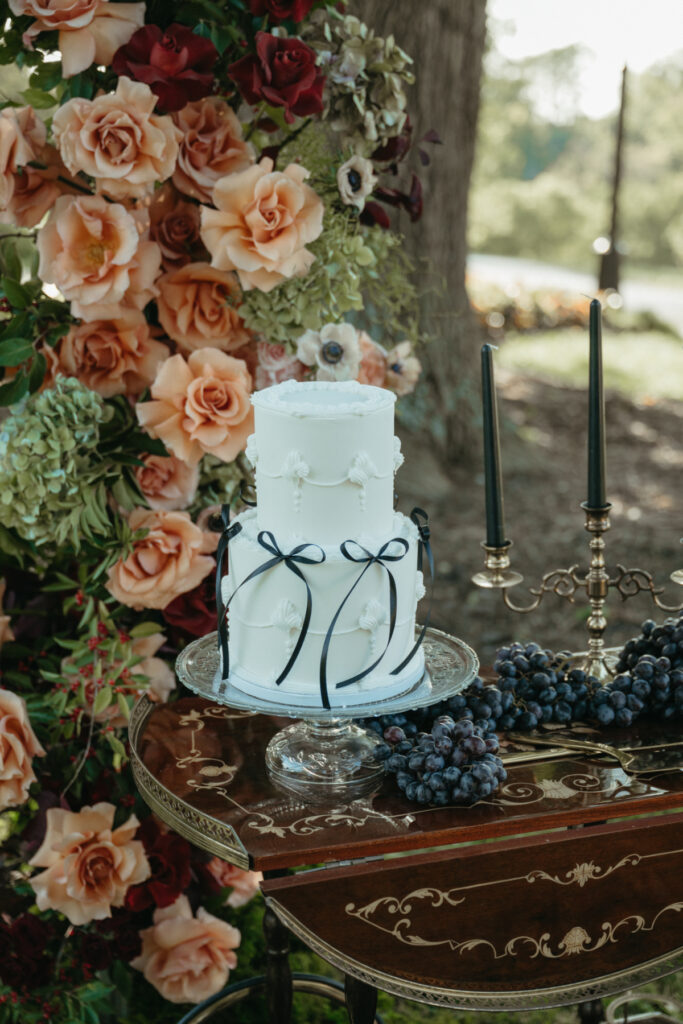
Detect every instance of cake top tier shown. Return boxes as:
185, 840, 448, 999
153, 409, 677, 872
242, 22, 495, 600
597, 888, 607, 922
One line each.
251, 379, 395, 418
249, 380, 401, 544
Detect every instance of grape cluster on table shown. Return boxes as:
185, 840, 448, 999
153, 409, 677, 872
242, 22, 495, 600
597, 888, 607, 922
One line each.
361, 612, 683, 810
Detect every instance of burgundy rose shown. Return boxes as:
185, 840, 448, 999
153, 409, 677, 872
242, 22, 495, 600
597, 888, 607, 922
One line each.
112, 24, 218, 114
228, 32, 324, 124
249, 0, 314, 22
162, 571, 217, 639
125, 818, 192, 911
95, 909, 143, 963
0, 915, 55, 991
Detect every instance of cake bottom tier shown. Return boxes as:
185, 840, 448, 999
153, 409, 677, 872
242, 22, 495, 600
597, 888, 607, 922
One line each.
218, 509, 426, 709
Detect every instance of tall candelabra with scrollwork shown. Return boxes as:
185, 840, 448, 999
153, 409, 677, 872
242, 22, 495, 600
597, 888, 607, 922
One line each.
472, 304, 683, 682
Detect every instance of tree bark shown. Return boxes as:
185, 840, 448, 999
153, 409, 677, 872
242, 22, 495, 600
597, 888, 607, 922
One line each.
357, 0, 487, 463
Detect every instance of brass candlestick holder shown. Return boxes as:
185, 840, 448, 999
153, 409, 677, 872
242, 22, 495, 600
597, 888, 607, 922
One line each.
473, 503, 683, 681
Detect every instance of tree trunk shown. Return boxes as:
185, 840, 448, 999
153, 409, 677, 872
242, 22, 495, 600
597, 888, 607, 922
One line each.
357, 0, 487, 463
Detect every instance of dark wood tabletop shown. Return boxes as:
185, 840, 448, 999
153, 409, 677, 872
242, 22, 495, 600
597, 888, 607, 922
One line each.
129, 694, 683, 872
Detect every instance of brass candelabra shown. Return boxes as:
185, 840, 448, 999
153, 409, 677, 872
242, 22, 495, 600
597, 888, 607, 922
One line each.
472, 503, 683, 681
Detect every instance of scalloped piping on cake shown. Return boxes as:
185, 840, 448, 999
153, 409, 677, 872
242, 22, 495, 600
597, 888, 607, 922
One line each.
251, 379, 396, 417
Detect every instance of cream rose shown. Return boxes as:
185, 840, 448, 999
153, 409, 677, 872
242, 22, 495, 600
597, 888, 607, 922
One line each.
132, 894, 240, 1004
136, 349, 254, 465
0, 688, 45, 810
135, 454, 199, 511
9, 0, 145, 78
37, 194, 161, 320
254, 341, 306, 390
106, 508, 216, 610
173, 97, 255, 205
53, 311, 168, 397
206, 858, 263, 909
0, 105, 46, 212
53, 77, 181, 200
157, 262, 252, 356
29, 803, 150, 925
149, 184, 206, 271
200, 158, 324, 293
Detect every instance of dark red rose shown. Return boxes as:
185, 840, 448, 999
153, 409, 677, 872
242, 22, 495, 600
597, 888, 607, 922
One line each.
228, 32, 324, 124
94, 910, 142, 963
249, 0, 314, 22
78, 932, 113, 971
359, 200, 391, 229
0, 915, 55, 991
162, 571, 217, 639
126, 818, 192, 911
112, 24, 218, 113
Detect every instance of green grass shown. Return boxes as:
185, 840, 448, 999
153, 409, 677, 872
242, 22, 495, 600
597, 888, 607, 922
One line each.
497, 329, 683, 402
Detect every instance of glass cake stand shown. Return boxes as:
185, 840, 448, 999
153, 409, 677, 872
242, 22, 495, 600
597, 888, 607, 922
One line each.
176, 627, 479, 802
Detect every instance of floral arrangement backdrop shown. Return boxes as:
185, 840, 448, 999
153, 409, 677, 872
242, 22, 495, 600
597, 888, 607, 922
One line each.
0, 0, 431, 1020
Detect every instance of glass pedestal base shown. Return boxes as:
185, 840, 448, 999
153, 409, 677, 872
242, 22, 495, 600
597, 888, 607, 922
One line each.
265, 719, 385, 802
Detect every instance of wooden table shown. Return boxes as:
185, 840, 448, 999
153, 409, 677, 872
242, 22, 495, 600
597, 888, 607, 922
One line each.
130, 695, 683, 1023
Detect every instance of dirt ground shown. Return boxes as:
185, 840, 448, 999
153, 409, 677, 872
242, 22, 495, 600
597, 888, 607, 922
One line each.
396, 369, 683, 670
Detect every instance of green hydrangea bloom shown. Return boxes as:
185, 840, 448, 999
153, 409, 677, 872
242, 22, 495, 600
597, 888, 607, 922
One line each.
241, 208, 375, 343
304, 14, 414, 154
0, 377, 114, 548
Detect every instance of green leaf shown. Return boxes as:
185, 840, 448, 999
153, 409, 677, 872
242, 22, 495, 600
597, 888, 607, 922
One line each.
0, 337, 33, 366
30, 62, 64, 91
93, 685, 112, 715
2, 278, 32, 309
28, 351, 46, 393
21, 86, 57, 109
0, 371, 28, 405
116, 692, 130, 721
129, 621, 163, 638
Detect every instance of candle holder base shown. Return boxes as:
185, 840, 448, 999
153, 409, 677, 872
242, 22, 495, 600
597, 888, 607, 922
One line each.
568, 647, 621, 683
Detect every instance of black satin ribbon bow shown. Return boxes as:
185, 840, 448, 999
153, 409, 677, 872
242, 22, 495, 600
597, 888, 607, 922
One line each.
391, 506, 434, 676
319, 536, 409, 709
220, 529, 325, 685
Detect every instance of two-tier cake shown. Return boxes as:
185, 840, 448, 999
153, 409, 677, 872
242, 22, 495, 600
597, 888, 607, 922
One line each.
217, 379, 426, 709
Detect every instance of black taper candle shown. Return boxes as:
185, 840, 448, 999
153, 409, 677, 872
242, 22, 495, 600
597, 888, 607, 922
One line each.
587, 298, 607, 508
481, 343, 507, 547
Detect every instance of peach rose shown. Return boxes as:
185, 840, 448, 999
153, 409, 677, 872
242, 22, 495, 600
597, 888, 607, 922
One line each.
149, 184, 207, 272
106, 508, 216, 610
254, 341, 306, 390
136, 349, 254, 465
53, 78, 181, 200
132, 895, 240, 1004
172, 97, 255, 205
157, 262, 252, 356
135, 454, 199, 511
53, 311, 168, 397
0, 688, 45, 810
206, 858, 263, 908
0, 579, 14, 652
356, 331, 388, 387
0, 105, 45, 212
2, 150, 64, 229
385, 340, 421, 396
29, 803, 150, 925
37, 194, 161, 321
200, 158, 324, 293
9, 0, 145, 78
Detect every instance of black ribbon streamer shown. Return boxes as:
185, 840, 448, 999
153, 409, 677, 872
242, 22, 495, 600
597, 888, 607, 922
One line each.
220, 529, 325, 687
319, 536, 409, 708
390, 507, 434, 676
215, 504, 243, 680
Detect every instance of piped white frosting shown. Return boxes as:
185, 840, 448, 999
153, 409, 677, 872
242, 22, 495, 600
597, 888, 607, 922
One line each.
251, 379, 395, 417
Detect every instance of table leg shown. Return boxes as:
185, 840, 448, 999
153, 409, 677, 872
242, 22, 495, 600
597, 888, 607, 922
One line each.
578, 998, 606, 1023
263, 899, 293, 1024
345, 974, 378, 1024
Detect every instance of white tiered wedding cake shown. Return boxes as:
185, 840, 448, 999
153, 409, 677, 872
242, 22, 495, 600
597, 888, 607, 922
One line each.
218, 379, 426, 709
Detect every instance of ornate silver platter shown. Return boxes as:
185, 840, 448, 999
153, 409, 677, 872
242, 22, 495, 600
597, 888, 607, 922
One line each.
176, 626, 479, 721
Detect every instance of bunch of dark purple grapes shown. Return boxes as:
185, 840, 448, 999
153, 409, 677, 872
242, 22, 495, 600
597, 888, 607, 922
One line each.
491, 641, 598, 729
372, 714, 506, 806
596, 614, 683, 726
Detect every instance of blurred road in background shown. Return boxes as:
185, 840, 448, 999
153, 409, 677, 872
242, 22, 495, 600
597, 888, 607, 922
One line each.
468, 253, 683, 337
